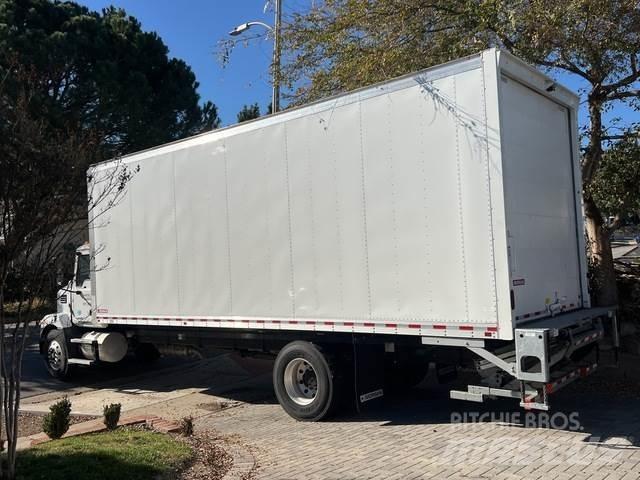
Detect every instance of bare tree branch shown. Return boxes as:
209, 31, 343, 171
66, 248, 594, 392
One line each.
603, 54, 640, 92
607, 89, 640, 101
0, 60, 135, 477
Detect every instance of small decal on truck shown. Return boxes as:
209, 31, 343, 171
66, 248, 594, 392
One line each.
97, 308, 109, 314
359, 389, 384, 403
512, 279, 525, 286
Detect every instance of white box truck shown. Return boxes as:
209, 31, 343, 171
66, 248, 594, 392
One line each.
40, 49, 616, 420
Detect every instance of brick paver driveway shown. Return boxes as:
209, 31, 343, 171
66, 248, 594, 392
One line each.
198, 367, 640, 480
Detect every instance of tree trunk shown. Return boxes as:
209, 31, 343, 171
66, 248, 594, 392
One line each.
584, 196, 618, 306
581, 93, 618, 307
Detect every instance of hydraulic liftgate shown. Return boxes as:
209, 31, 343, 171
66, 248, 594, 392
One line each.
423, 306, 617, 410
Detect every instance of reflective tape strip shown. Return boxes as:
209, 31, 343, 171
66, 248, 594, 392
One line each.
95, 315, 498, 338
545, 363, 597, 394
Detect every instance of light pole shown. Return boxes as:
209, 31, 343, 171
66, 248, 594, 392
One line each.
229, 0, 282, 113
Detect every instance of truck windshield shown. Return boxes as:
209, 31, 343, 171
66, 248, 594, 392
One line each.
76, 254, 90, 286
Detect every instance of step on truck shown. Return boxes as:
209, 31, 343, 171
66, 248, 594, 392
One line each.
40, 48, 617, 420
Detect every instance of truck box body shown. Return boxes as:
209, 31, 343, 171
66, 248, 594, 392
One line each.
88, 49, 588, 342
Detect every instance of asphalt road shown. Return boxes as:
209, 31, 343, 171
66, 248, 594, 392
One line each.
20, 333, 188, 399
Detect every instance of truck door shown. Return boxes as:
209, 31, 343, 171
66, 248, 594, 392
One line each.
70, 253, 92, 322
499, 75, 583, 321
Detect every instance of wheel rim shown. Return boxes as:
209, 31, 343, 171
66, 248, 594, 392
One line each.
47, 340, 63, 371
283, 358, 318, 406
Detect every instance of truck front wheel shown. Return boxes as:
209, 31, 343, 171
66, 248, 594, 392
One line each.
273, 341, 337, 421
44, 330, 72, 380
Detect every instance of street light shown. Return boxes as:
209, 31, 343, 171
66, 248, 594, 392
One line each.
229, 0, 282, 113
228, 22, 273, 36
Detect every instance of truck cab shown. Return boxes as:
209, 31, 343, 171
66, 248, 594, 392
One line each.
41, 244, 94, 330
40, 243, 128, 379
61, 243, 92, 323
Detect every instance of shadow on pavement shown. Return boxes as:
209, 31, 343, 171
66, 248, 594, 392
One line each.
21, 344, 194, 399
324, 364, 640, 452
22, 332, 640, 453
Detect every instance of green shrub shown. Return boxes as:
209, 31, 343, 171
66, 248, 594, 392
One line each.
180, 416, 194, 437
42, 397, 71, 439
103, 403, 121, 430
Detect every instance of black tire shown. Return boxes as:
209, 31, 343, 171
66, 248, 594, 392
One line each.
273, 341, 337, 421
134, 343, 161, 363
44, 330, 73, 380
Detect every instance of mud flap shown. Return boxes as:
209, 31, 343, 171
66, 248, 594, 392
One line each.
352, 340, 386, 412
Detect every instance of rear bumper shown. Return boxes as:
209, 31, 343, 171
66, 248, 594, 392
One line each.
450, 306, 617, 411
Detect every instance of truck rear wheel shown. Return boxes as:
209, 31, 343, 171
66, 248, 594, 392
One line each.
44, 330, 72, 380
273, 341, 337, 421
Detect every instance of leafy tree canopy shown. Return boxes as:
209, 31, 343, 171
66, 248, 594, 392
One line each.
282, 1, 640, 114
0, 0, 220, 154
590, 139, 640, 226
281, 0, 640, 305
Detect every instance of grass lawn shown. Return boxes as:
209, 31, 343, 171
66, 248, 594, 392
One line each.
16, 428, 193, 480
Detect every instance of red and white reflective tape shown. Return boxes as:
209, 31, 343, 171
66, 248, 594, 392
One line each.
545, 363, 597, 394
545, 370, 579, 394
579, 364, 597, 377
95, 315, 499, 338
574, 331, 602, 346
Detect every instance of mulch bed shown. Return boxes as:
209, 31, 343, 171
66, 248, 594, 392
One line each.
14, 412, 98, 438
178, 430, 234, 480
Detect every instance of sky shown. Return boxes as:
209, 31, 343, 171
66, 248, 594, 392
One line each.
77, 0, 637, 131
78, 0, 284, 125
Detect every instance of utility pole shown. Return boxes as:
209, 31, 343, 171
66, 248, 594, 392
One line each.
272, 0, 282, 113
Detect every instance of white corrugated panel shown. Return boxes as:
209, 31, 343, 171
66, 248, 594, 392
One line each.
89, 48, 587, 340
